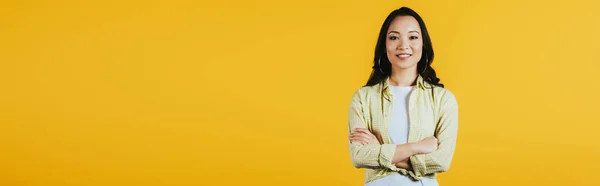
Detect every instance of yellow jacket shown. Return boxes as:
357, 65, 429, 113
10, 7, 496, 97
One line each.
348, 75, 459, 183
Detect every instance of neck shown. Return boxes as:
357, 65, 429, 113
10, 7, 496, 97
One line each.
388, 67, 418, 86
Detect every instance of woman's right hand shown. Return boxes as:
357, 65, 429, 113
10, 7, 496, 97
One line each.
349, 128, 380, 145
413, 136, 438, 154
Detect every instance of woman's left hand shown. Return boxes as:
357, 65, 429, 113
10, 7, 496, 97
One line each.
349, 128, 380, 145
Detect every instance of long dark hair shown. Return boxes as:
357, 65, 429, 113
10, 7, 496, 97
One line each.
365, 7, 443, 88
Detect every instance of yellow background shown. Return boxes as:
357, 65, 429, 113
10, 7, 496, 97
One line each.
1, 0, 599, 185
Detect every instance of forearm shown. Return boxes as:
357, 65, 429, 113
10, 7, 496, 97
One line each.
411, 101, 459, 176
392, 143, 417, 169
350, 143, 415, 171
392, 143, 417, 164
349, 143, 387, 168
410, 148, 454, 175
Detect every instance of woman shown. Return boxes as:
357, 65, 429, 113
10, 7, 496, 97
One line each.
347, 7, 458, 186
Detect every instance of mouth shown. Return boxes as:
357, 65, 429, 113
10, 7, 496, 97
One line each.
396, 53, 412, 60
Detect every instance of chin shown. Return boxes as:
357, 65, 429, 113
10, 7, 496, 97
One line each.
392, 61, 418, 70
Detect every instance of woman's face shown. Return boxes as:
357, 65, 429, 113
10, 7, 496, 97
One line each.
385, 16, 423, 72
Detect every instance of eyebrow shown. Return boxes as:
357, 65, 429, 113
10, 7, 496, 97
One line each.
388, 30, 421, 35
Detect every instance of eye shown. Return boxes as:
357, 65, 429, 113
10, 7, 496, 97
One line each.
409, 36, 419, 40
389, 36, 398, 40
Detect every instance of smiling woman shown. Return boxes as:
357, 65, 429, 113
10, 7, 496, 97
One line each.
347, 7, 458, 186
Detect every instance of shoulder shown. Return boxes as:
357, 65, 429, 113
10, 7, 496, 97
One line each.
431, 86, 458, 108
350, 85, 381, 101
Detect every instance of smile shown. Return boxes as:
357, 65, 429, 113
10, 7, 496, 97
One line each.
396, 54, 412, 59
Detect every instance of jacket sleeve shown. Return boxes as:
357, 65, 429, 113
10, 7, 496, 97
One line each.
348, 89, 401, 171
409, 90, 459, 178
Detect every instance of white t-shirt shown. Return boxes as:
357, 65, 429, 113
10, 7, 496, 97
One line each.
388, 85, 413, 145
365, 85, 439, 186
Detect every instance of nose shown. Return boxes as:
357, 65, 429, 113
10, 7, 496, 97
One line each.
398, 37, 410, 50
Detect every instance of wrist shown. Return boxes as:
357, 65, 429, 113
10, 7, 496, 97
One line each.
408, 142, 421, 155
396, 143, 419, 156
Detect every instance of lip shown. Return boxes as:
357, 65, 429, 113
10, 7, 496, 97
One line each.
396, 53, 412, 60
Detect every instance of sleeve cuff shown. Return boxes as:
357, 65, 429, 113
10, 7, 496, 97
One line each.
378, 144, 401, 171
410, 154, 426, 178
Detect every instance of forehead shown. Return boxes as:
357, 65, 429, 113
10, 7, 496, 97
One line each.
387, 16, 421, 33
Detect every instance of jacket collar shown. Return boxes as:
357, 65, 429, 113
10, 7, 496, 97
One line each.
381, 74, 428, 100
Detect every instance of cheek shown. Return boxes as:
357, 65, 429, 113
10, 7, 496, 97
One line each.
410, 42, 423, 51
411, 43, 423, 56
386, 42, 396, 52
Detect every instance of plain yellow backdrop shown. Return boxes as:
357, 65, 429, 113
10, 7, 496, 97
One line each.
1, 0, 599, 185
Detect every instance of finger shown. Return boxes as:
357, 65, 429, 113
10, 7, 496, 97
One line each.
350, 136, 369, 143
353, 129, 373, 137
350, 130, 368, 135
349, 133, 367, 140
349, 137, 368, 145
349, 136, 365, 142
350, 132, 368, 140
349, 133, 362, 139
352, 133, 367, 140
357, 129, 376, 137
351, 133, 376, 142
350, 136, 370, 145
354, 128, 369, 133
352, 128, 366, 132
360, 133, 373, 140
358, 129, 370, 134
